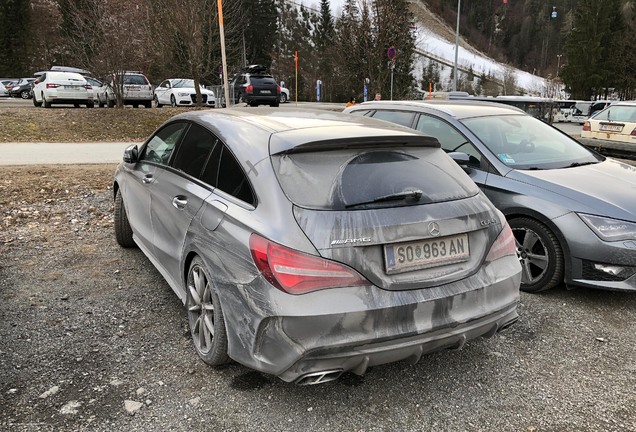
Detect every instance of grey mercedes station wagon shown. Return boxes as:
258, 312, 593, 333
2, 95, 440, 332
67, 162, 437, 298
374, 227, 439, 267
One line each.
113, 108, 521, 384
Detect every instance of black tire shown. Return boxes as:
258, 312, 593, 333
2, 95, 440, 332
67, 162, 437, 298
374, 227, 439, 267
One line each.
186, 256, 230, 366
270, 102, 279, 108
144, 100, 151, 108
154, 95, 162, 108
74, 103, 80, 108
509, 217, 563, 293
107, 98, 115, 108
114, 189, 136, 248
170, 95, 176, 107
237, 93, 244, 104
33, 95, 42, 107
98, 98, 104, 108
279, 92, 287, 103
43, 94, 51, 108
87, 101, 94, 108
132, 103, 139, 108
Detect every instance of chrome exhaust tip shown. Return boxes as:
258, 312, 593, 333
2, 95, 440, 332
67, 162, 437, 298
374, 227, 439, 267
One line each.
295, 369, 344, 385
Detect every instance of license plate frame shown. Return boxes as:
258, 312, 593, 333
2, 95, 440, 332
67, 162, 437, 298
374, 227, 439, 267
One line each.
384, 234, 470, 274
600, 123, 623, 132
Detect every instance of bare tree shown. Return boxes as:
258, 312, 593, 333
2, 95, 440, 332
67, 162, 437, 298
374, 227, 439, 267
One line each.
148, 0, 246, 106
501, 65, 518, 95
57, 0, 154, 107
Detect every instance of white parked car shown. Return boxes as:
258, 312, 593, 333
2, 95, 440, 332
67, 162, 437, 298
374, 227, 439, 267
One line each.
85, 77, 107, 107
153, 79, 216, 107
32, 72, 93, 108
102, 71, 153, 108
582, 101, 636, 144
279, 86, 290, 103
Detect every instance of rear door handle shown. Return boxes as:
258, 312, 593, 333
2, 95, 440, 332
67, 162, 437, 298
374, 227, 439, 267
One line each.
172, 196, 187, 209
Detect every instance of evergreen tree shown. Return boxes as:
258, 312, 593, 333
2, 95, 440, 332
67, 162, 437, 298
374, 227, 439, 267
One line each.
561, 0, 624, 99
244, 0, 278, 68
0, 0, 31, 76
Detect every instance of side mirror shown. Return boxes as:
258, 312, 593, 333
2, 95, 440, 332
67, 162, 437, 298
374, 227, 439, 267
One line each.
448, 151, 470, 165
123, 145, 138, 163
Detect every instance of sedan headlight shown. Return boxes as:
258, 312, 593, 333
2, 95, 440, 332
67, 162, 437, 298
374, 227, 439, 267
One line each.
177, 92, 190, 97
579, 214, 636, 241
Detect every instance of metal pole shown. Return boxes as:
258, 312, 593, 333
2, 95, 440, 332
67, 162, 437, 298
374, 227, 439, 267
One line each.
556, 54, 562, 77
218, 0, 230, 107
390, 62, 394, 100
453, 0, 461, 92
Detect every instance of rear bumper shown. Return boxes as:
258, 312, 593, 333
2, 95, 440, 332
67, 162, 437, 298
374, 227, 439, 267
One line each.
245, 94, 278, 104
279, 303, 518, 383
217, 255, 521, 382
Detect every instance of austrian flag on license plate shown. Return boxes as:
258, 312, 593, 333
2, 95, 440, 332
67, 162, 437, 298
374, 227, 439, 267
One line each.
384, 234, 470, 274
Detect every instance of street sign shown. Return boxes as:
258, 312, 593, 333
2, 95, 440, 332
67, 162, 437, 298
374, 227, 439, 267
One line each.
387, 46, 396, 60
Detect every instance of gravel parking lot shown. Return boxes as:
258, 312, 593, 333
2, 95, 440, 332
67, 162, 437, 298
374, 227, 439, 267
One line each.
1, 164, 636, 431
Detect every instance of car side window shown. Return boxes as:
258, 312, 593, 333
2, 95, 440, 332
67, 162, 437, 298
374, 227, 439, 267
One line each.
198, 141, 254, 205
172, 123, 218, 178
139, 122, 188, 165
415, 114, 481, 165
212, 146, 255, 205
350, 109, 373, 117
371, 110, 415, 127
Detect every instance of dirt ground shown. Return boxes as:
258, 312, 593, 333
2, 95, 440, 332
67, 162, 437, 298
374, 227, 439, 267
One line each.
2, 165, 636, 432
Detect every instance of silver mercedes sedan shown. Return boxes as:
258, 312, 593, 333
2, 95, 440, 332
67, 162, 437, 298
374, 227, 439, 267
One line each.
113, 108, 521, 384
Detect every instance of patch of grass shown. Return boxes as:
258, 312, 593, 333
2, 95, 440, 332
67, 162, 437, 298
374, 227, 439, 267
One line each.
0, 107, 207, 142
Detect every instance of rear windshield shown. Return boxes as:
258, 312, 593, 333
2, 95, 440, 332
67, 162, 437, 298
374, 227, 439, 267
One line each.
250, 76, 276, 86
272, 147, 478, 210
124, 75, 148, 85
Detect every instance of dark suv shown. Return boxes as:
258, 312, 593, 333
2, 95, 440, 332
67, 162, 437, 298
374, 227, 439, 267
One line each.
230, 65, 279, 107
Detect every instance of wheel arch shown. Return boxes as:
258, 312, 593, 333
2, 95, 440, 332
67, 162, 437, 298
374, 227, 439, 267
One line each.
503, 206, 572, 282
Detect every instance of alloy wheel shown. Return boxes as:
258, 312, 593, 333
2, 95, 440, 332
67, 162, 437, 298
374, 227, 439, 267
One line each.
512, 227, 549, 285
187, 264, 216, 355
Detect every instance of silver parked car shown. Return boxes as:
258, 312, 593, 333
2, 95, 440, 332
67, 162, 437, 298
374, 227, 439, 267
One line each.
345, 100, 636, 293
113, 108, 521, 384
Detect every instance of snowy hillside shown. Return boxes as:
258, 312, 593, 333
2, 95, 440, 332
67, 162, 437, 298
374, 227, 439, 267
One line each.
318, 0, 551, 95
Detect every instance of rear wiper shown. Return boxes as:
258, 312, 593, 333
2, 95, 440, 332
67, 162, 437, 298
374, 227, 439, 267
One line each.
346, 189, 423, 208
566, 161, 599, 168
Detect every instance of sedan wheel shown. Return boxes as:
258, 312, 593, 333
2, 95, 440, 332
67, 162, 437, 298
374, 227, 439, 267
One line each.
510, 217, 563, 293
114, 189, 135, 248
186, 257, 230, 366
21, 90, 31, 99
170, 95, 176, 107
280, 92, 287, 103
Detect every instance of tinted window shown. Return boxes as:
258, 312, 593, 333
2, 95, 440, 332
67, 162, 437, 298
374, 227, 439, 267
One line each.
216, 146, 255, 205
124, 75, 148, 85
371, 110, 415, 127
139, 122, 188, 164
273, 146, 478, 210
249, 76, 276, 86
172, 123, 218, 178
416, 115, 481, 164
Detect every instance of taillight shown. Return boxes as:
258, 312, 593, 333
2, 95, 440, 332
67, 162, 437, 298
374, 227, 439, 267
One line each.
249, 233, 369, 294
277, 85, 281, 94
485, 223, 517, 263
582, 121, 591, 132
246, 85, 254, 93
84, 84, 92, 90
631, 127, 636, 136
46, 83, 60, 88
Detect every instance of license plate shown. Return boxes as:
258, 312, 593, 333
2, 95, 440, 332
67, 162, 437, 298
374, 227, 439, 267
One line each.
384, 234, 469, 274
600, 124, 623, 132
64, 85, 82, 89
260, 90, 271, 94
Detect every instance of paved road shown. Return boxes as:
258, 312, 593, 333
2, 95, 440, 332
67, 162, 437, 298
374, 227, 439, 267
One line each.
0, 142, 133, 165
